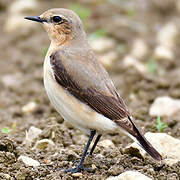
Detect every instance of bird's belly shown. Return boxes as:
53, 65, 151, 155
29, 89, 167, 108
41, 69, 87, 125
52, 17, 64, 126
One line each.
43, 67, 117, 134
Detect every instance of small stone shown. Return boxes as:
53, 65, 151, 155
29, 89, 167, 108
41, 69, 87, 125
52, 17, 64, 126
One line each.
123, 55, 147, 73
1, 74, 22, 88
0, 173, 11, 180
33, 139, 55, 150
151, 0, 175, 11
154, 46, 174, 61
106, 171, 152, 180
98, 51, 118, 69
146, 168, 155, 176
125, 132, 180, 165
91, 164, 97, 171
18, 155, 40, 167
157, 23, 178, 49
177, 1, 180, 12
108, 166, 122, 176
124, 143, 145, 159
64, 121, 74, 129
44, 159, 51, 164
130, 39, 149, 59
4, 14, 36, 34
72, 172, 83, 177
73, 134, 88, 145
22, 102, 37, 114
149, 96, 180, 117
24, 126, 42, 146
67, 149, 79, 161
95, 154, 104, 159
98, 139, 115, 149
91, 37, 115, 53
8, 0, 38, 14
15, 171, 26, 180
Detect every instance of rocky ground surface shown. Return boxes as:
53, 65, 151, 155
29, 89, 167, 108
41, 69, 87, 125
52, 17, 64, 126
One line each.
0, 0, 180, 179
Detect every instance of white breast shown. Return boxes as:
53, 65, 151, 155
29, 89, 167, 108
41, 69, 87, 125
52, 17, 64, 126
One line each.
43, 56, 118, 134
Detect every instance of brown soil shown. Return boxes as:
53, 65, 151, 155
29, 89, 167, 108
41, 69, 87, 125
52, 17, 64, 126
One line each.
0, 0, 179, 179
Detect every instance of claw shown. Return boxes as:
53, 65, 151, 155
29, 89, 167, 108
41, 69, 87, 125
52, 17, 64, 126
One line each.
64, 164, 91, 173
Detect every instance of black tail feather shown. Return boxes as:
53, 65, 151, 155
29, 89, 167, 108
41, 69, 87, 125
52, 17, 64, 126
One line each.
128, 116, 162, 161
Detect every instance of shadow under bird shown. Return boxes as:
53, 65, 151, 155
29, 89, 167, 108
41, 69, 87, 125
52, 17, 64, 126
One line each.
25, 8, 162, 173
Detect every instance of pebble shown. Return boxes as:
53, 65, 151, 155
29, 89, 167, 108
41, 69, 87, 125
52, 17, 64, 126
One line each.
22, 101, 37, 114
33, 139, 55, 150
98, 139, 115, 149
24, 126, 42, 146
91, 37, 115, 53
91, 164, 97, 171
130, 39, 149, 59
73, 134, 88, 145
4, 0, 38, 34
151, 0, 175, 11
8, 0, 37, 14
106, 171, 152, 180
4, 14, 36, 34
123, 55, 147, 73
72, 172, 83, 177
149, 96, 180, 117
18, 155, 40, 167
157, 23, 178, 49
15, 171, 26, 180
1, 74, 22, 88
64, 121, 74, 129
177, 1, 180, 13
154, 46, 174, 61
95, 154, 104, 159
125, 132, 180, 165
0, 173, 11, 180
67, 149, 79, 160
98, 51, 118, 69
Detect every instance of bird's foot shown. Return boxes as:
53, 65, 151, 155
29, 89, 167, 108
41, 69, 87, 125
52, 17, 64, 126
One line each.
64, 164, 91, 173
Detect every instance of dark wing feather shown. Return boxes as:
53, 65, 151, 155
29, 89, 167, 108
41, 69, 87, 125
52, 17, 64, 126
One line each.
50, 51, 130, 121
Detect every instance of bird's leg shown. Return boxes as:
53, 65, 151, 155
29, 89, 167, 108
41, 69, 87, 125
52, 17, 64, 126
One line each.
64, 130, 96, 173
89, 134, 102, 156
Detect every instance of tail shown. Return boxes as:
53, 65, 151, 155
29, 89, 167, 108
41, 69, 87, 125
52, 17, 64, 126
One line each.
127, 116, 162, 161
115, 115, 162, 160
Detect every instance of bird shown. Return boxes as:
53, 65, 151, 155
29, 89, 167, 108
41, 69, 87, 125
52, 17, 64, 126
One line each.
25, 8, 162, 173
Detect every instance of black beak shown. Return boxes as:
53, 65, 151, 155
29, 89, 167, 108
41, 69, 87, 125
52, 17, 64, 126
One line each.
24, 16, 47, 23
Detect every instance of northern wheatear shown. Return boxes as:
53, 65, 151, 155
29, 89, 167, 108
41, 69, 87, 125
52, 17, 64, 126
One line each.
25, 8, 162, 173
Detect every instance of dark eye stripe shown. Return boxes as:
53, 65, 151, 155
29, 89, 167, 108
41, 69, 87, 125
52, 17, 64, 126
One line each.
52, 16, 62, 23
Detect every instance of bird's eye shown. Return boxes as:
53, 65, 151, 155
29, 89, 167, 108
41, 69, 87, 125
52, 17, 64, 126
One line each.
52, 16, 62, 23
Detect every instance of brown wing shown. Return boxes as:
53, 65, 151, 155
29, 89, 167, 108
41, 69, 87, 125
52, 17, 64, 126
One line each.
50, 50, 130, 121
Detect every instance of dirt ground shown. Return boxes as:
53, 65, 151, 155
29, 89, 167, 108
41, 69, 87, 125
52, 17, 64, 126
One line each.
0, 0, 180, 179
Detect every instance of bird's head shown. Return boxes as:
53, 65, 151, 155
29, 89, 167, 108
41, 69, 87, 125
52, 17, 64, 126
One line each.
25, 8, 86, 46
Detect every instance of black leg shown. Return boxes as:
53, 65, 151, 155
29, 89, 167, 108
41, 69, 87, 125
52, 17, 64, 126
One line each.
89, 134, 102, 156
64, 130, 96, 173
